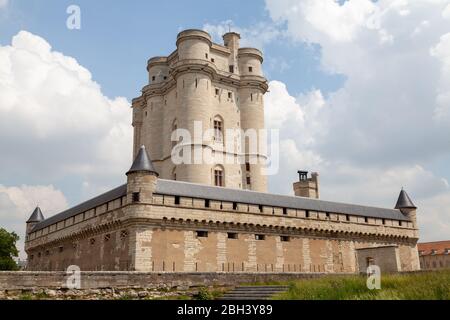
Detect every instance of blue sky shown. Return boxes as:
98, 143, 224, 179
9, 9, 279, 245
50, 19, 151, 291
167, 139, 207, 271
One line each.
1, 0, 450, 254
0, 0, 344, 101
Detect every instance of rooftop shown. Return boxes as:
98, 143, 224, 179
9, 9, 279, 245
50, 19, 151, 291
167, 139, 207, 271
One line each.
418, 240, 450, 255
31, 179, 410, 233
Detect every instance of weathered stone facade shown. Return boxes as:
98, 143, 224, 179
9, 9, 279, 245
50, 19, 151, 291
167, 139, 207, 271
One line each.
132, 29, 268, 192
24, 29, 421, 274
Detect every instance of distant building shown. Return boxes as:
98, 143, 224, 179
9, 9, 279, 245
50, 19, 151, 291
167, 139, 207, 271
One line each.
418, 241, 450, 270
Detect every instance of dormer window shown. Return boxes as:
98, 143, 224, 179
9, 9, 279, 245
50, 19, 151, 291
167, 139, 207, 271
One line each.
431, 249, 437, 255
445, 248, 450, 255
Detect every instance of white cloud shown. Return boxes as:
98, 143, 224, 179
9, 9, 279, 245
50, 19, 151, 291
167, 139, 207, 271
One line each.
0, 0, 8, 9
0, 31, 132, 195
0, 30, 133, 256
0, 184, 68, 259
203, 19, 285, 50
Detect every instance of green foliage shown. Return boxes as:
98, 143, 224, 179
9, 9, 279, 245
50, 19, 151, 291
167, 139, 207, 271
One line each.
0, 228, 20, 271
274, 271, 450, 300
194, 287, 223, 300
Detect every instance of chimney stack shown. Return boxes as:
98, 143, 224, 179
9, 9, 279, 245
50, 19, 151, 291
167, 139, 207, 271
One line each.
293, 171, 319, 199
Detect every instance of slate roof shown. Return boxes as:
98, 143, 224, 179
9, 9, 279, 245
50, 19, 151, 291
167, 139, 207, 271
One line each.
395, 189, 417, 209
31, 179, 410, 233
127, 145, 158, 175
27, 207, 45, 223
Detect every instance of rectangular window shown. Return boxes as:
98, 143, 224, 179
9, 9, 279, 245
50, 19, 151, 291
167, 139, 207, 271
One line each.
152, 76, 156, 81
249, 66, 253, 72
280, 236, 290, 242
229, 65, 234, 73
215, 88, 219, 96
246, 176, 251, 185
382, 219, 386, 225
205, 199, 210, 208
283, 208, 287, 215
214, 170, 224, 187
233, 202, 238, 210
365, 217, 368, 223
59, 246, 64, 253
211, 58, 215, 63
259, 205, 263, 213
346, 215, 350, 221
228, 233, 238, 239
214, 120, 223, 142
196, 231, 208, 238
255, 234, 266, 241
175, 196, 180, 205
205, 53, 208, 59
245, 162, 251, 171
228, 92, 232, 99
305, 210, 310, 218
132, 192, 140, 203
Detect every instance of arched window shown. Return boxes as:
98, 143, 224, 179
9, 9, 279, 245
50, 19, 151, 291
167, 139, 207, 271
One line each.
213, 116, 223, 143
214, 165, 224, 187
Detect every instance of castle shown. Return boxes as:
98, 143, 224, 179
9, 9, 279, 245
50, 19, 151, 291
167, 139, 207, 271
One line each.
24, 30, 421, 273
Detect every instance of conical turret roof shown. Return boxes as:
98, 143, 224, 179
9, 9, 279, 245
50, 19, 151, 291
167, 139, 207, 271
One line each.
395, 189, 417, 210
126, 145, 158, 175
27, 206, 45, 223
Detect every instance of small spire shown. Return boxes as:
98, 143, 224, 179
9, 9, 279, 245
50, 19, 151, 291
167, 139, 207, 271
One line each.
126, 145, 158, 176
27, 206, 45, 223
395, 189, 417, 210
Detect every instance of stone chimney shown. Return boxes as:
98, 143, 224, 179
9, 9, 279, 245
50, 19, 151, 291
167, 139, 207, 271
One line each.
293, 171, 319, 199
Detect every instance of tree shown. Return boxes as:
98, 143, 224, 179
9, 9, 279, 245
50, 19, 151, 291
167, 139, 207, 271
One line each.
0, 228, 20, 271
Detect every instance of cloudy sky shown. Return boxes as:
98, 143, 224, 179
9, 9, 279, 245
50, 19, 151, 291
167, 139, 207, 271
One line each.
1, 0, 449, 258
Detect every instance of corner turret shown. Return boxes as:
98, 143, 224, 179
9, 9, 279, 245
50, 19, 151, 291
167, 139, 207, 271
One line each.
26, 206, 44, 234
395, 189, 418, 228
126, 145, 158, 204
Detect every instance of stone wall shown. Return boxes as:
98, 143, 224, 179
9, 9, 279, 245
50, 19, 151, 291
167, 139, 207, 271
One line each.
0, 271, 349, 291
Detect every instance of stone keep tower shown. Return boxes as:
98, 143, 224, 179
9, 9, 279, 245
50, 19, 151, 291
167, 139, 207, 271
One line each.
132, 29, 268, 192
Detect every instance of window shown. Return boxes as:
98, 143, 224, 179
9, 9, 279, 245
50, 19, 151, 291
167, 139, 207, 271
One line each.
255, 234, 265, 241
245, 162, 251, 172
228, 92, 233, 99
326, 213, 330, 219
152, 76, 156, 81
399, 221, 402, 226
38, 252, 41, 258
250, 93, 253, 101
246, 176, 251, 185
259, 205, 263, 213
431, 249, 437, 255
104, 234, 111, 242
445, 248, 450, 255
163, 76, 167, 80
364, 217, 368, 223
233, 202, 238, 210
214, 168, 224, 187
280, 236, 290, 242
59, 246, 64, 253
346, 215, 350, 221
228, 233, 238, 239
211, 58, 215, 63
382, 219, 386, 225
214, 118, 223, 142
306, 210, 310, 218
175, 196, 180, 205
196, 231, 208, 238
248, 66, 253, 72
132, 192, 140, 203
205, 53, 209, 59
283, 208, 287, 215
229, 65, 234, 73
366, 257, 375, 267
205, 199, 210, 208
90, 238, 95, 245
45, 250, 50, 256
215, 88, 220, 96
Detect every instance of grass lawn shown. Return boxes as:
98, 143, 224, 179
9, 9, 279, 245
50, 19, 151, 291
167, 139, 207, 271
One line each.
274, 270, 450, 300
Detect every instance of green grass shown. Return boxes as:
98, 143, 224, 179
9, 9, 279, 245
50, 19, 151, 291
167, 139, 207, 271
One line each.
274, 271, 450, 300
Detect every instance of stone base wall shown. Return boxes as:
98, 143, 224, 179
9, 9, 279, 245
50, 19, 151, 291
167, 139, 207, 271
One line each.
0, 271, 351, 291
